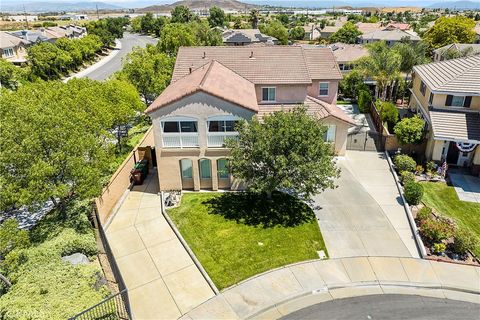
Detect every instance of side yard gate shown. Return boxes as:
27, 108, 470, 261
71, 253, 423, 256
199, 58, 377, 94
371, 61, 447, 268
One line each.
347, 131, 386, 152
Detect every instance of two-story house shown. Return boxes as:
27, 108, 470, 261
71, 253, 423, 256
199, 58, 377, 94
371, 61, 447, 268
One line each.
146, 46, 355, 191
221, 29, 277, 46
409, 55, 480, 175
0, 31, 30, 64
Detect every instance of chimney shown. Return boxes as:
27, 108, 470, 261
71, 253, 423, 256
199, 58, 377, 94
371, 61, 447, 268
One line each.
249, 51, 254, 58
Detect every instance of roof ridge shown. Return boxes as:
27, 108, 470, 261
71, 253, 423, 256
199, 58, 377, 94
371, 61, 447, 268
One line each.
199, 60, 216, 88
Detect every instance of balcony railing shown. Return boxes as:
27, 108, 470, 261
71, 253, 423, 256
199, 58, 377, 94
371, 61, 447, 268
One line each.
162, 133, 199, 148
207, 132, 239, 148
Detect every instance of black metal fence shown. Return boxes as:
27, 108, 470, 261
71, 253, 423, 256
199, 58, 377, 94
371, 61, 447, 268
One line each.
69, 205, 131, 320
69, 289, 129, 320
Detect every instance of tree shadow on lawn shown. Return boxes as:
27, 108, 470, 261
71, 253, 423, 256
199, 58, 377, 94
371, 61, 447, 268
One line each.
203, 191, 315, 228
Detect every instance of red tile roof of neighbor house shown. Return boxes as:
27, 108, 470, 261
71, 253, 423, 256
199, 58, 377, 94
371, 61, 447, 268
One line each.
145, 60, 258, 114
257, 96, 355, 126
172, 46, 342, 84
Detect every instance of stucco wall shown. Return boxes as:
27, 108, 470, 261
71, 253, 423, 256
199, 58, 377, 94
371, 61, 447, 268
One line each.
307, 80, 339, 105
255, 84, 308, 104
431, 140, 445, 161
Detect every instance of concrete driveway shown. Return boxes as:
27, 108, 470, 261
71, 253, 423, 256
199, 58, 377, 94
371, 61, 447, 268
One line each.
313, 151, 419, 258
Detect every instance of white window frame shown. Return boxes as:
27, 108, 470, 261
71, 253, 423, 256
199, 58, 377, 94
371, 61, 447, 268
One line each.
261, 87, 276, 102
2, 47, 14, 58
161, 116, 199, 148
325, 124, 336, 142
206, 115, 240, 148
450, 96, 465, 108
319, 82, 329, 97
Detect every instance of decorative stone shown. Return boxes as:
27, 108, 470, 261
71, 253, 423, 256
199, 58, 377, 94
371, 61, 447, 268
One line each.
61, 253, 89, 266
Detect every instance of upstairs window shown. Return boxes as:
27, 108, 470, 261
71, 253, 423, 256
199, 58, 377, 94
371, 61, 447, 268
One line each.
2, 48, 14, 58
420, 81, 426, 96
262, 87, 276, 102
429, 93, 434, 105
162, 120, 197, 133
208, 120, 238, 132
319, 82, 329, 97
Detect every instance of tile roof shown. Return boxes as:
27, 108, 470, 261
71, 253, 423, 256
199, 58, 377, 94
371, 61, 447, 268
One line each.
360, 29, 420, 41
257, 96, 355, 125
0, 31, 30, 49
173, 46, 340, 85
433, 43, 480, 56
356, 22, 382, 34
145, 60, 258, 114
222, 29, 276, 44
413, 55, 480, 95
329, 42, 369, 63
385, 23, 410, 31
8, 30, 49, 43
430, 108, 480, 143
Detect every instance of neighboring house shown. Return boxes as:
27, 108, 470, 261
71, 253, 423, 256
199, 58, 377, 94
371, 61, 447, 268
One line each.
319, 26, 341, 39
359, 29, 420, 47
8, 30, 52, 44
222, 29, 277, 46
475, 25, 480, 44
329, 42, 369, 72
6, 15, 38, 22
433, 43, 480, 62
409, 55, 480, 174
0, 31, 30, 64
303, 25, 321, 41
384, 23, 411, 31
355, 22, 383, 35
145, 46, 355, 191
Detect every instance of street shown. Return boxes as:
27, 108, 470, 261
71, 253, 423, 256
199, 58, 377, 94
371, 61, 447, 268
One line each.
281, 294, 479, 320
81, 32, 157, 81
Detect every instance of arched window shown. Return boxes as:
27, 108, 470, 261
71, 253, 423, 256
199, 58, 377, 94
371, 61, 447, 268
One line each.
217, 158, 229, 179
180, 159, 192, 179
199, 159, 212, 179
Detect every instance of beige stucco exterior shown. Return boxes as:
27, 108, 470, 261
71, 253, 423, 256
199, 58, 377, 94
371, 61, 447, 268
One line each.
255, 84, 307, 104
307, 80, 339, 105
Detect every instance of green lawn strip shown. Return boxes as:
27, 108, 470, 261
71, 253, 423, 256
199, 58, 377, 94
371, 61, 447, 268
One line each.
421, 182, 480, 257
168, 193, 326, 290
0, 201, 110, 319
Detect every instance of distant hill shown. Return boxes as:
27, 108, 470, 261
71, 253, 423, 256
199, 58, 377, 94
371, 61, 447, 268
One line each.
428, 1, 480, 9
139, 0, 257, 12
1, 1, 123, 13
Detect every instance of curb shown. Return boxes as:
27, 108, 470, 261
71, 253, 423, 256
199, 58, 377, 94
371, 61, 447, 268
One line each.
63, 38, 122, 82
384, 151, 427, 258
246, 282, 480, 319
160, 192, 220, 295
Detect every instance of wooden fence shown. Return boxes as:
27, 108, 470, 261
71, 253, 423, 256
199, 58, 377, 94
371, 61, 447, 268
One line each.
95, 126, 154, 224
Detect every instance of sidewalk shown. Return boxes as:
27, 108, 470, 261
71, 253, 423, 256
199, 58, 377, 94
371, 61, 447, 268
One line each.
180, 257, 480, 320
104, 172, 215, 319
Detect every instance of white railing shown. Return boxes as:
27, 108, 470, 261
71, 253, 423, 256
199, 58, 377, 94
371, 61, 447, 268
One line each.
207, 132, 239, 148
162, 133, 199, 148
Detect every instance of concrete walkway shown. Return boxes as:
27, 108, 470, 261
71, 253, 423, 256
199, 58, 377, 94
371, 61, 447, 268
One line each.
314, 151, 419, 258
104, 173, 215, 319
179, 257, 480, 320
449, 172, 480, 203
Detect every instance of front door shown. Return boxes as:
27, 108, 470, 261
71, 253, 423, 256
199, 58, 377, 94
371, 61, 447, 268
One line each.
446, 141, 460, 165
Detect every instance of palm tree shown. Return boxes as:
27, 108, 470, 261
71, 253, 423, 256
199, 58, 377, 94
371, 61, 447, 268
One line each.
356, 41, 402, 101
249, 9, 259, 29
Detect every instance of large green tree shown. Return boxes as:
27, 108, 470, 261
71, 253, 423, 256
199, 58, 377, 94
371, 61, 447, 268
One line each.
329, 22, 362, 44
208, 6, 226, 28
423, 16, 476, 50
171, 5, 194, 23
226, 107, 339, 200
356, 41, 401, 100
259, 20, 288, 45
0, 59, 28, 90
0, 79, 142, 211
27, 42, 72, 80
118, 44, 174, 106
158, 23, 197, 56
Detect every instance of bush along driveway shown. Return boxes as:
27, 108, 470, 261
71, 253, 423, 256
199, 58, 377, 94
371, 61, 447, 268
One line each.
168, 192, 327, 290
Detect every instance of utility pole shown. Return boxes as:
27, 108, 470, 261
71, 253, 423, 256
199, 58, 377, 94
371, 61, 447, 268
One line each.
23, 5, 29, 29
96, 4, 100, 20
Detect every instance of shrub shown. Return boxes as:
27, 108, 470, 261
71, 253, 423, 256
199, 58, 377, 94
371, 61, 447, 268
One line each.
393, 116, 425, 145
376, 100, 399, 132
420, 217, 456, 243
0, 219, 30, 258
394, 154, 416, 172
416, 206, 432, 222
452, 228, 479, 255
415, 165, 424, 174
400, 171, 415, 185
357, 90, 372, 113
404, 181, 424, 205
426, 161, 436, 174
433, 242, 446, 254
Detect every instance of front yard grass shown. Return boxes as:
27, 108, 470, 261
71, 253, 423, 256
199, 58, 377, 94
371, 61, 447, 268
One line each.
168, 192, 327, 290
421, 181, 480, 257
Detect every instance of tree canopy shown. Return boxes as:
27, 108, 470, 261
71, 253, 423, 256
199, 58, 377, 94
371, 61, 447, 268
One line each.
226, 108, 339, 200
259, 20, 288, 45
171, 5, 195, 23
423, 16, 476, 50
329, 22, 362, 44
394, 116, 425, 145
0, 79, 142, 210
208, 6, 226, 28
289, 26, 305, 40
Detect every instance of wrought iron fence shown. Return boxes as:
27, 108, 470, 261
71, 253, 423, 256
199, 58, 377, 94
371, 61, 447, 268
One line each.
69, 289, 129, 320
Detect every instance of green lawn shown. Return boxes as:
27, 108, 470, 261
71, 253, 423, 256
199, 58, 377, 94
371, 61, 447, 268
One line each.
421, 182, 480, 257
168, 192, 327, 290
